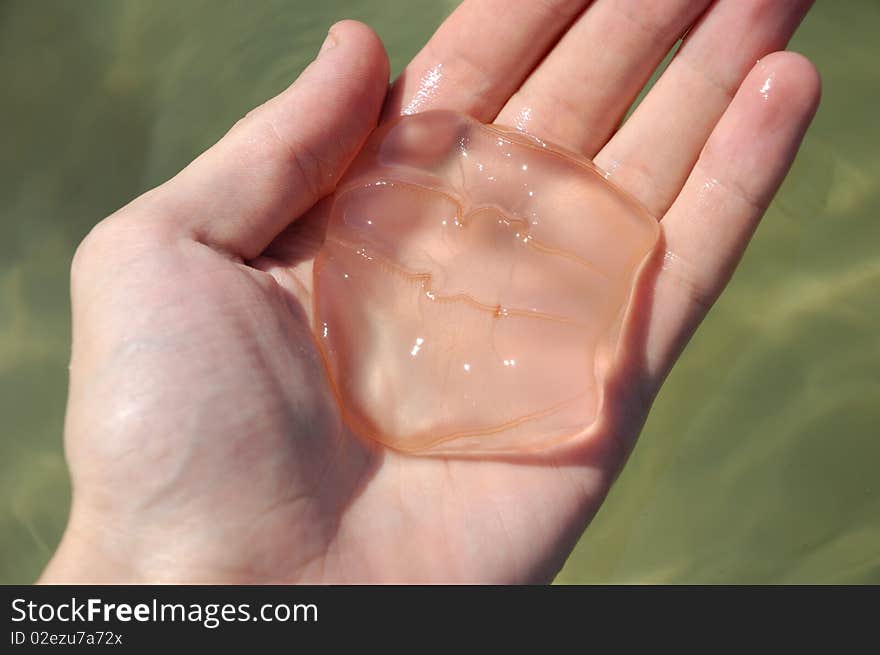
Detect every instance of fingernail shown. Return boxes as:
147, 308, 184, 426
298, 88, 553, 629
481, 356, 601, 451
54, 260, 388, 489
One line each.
319, 28, 338, 56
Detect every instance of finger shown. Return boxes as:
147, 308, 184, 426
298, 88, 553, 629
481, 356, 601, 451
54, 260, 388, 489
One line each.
595, 0, 813, 217
382, 0, 591, 122
145, 20, 389, 260
495, 0, 711, 155
640, 52, 820, 389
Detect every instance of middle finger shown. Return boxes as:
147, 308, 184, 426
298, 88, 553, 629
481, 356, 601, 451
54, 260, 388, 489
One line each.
494, 0, 711, 156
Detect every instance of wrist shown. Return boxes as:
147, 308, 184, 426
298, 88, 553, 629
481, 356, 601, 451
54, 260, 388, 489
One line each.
38, 506, 146, 584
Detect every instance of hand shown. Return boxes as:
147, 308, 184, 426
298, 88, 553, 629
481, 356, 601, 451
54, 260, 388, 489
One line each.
42, 1, 819, 583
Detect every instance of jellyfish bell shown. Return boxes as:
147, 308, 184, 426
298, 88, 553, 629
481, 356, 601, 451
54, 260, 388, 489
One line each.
313, 110, 659, 455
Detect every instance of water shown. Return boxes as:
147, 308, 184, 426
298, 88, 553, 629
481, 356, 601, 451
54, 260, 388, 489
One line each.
1, 0, 878, 583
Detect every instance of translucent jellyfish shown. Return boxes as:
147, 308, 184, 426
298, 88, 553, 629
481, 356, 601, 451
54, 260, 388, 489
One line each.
313, 111, 659, 454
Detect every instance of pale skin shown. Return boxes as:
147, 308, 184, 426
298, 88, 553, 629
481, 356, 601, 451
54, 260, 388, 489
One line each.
41, 0, 820, 583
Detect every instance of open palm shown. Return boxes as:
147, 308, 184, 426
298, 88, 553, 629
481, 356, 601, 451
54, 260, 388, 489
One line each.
43, 1, 819, 583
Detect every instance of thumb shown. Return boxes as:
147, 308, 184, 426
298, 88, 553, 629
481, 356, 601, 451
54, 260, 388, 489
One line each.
144, 20, 389, 259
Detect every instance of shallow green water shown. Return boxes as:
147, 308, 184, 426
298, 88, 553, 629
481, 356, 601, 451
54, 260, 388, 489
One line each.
1, 0, 878, 583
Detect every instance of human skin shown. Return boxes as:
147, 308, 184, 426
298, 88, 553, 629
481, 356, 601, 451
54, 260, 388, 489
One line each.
41, 0, 820, 583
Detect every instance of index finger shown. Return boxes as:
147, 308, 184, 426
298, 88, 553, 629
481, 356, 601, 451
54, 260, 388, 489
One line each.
382, 0, 590, 122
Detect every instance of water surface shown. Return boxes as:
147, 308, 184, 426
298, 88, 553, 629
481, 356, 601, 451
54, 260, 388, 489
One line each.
1, 0, 878, 583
